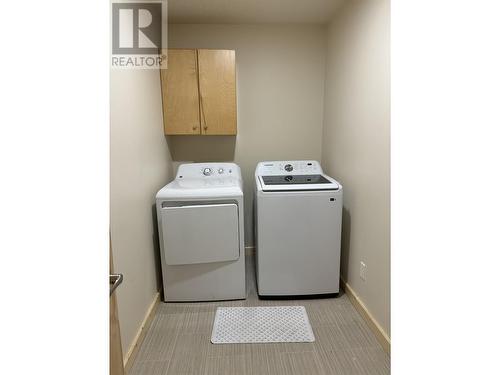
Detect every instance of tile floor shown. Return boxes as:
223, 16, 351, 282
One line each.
128, 255, 390, 374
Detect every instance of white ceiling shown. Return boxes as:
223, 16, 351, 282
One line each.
167, 0, 345, 24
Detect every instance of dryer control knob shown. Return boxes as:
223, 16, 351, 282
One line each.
284, 164, 293, 172
218, 168, 224, 174
203, 168, 213, 176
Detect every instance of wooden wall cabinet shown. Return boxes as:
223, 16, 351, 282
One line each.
160, 49, 236, 135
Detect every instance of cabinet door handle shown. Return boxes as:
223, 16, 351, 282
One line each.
200, 95, 207, 132
110, 273, 123, 296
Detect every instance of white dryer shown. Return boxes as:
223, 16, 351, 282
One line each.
254, 160, 342, 297
156, 163, 245, 302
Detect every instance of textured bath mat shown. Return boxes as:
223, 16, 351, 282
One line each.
211, 306, 315, 344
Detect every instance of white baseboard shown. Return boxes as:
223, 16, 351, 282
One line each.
123, 292, 160, 372
340, 278, 390, 354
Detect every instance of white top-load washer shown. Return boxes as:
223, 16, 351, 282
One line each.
254, 160, 342, 297
156, 163, 245, 302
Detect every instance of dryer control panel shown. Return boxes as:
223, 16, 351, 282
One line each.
256, 160, 323, 176
176, 163, 241, 179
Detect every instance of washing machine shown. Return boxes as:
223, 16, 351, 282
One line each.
254, 160, 342, 297
156, 163, 245, 302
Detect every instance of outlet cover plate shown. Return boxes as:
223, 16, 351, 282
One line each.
360, 261, 367, 281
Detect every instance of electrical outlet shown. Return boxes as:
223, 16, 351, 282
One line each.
360, 261, 367, 281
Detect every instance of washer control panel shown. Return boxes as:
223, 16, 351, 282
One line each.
256, 160, 323, 176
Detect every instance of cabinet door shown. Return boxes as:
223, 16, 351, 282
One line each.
160, 49, 201, 134
197, 49, 237, 135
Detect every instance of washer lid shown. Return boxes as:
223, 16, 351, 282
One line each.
261, 174, 331, 185
259, 174, 340, 191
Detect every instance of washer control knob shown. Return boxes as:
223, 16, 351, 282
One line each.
284, 164, 293, 172
218, 168, 224, 174
203, 168, 213, 176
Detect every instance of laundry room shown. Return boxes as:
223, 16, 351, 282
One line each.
110, 0, 390, 374
5, 0, 500, 374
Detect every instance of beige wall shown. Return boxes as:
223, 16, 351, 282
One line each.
167, 24, 327, 246
321, 0, 390, 335
110, 69, 174, 354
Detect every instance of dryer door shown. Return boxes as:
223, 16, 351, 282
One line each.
161, 203, 240, 265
